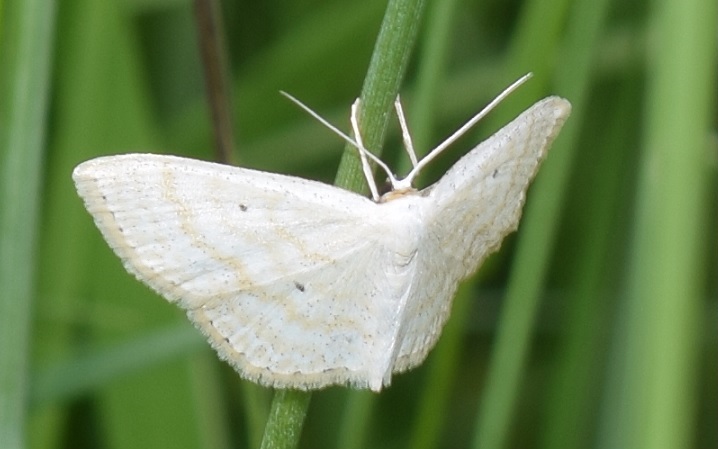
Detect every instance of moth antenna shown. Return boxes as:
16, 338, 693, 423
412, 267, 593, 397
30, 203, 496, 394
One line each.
280, 91, 359, 149
400, 72, 533, 187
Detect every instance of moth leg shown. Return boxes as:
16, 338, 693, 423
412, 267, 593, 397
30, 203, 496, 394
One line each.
394, 95, 419, 168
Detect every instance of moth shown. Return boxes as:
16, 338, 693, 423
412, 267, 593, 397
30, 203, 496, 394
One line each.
73, 74, 570, 391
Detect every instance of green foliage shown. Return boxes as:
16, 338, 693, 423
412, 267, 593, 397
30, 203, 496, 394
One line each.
0, 0, 715, 448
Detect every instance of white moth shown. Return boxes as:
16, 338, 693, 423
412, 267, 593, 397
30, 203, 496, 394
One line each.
73, 74, 570, 392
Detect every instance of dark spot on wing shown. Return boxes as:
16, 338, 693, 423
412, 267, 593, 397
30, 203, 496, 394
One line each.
492, 169, 499, 178
239, 203, 248, 211
294, 281, 305, 292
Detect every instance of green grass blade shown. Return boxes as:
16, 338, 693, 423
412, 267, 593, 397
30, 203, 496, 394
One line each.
38, 1, 227, 448
600, 0, 717, 448
471, 0, 611, 446
539, 78, 643, 449
0, 0, 56, 448
30, 324, 204, 407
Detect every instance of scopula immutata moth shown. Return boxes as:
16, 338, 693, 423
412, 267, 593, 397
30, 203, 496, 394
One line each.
73, 74, 570, 391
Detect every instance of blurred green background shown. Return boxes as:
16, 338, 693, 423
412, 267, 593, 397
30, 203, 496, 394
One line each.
1, 0, 716, 448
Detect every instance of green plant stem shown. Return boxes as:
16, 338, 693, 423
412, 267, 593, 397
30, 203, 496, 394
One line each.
193, 0, 236, 165
0, 0, 56, 448
260, 1, 426, 448
259, 390, 311, 449
334, 0, 427, 194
